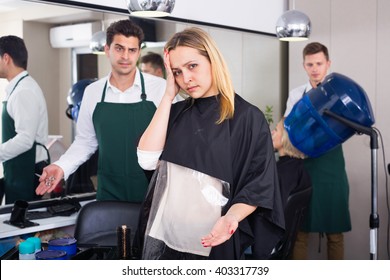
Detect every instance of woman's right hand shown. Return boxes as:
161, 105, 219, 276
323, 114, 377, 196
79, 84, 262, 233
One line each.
164, 50, 180, 101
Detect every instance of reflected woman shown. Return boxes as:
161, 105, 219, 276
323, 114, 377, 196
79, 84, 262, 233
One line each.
271, 118, 311, 209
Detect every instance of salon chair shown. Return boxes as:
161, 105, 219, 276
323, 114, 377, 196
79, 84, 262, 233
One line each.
74, 200, 141, 247
270, 186, 312, 259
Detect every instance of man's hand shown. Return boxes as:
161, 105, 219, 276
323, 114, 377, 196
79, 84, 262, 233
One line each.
35, 164, 64, 195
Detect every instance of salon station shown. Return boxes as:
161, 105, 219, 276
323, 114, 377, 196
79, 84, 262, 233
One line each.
0, 0, 389, 261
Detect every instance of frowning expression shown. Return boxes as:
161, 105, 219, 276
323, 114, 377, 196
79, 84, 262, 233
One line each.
105, 34, 141, 76
169, 46, 217, 98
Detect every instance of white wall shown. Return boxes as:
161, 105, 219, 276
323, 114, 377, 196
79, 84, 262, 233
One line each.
288, 0, 389, 260
23, 21, 61, 136
54, 0, 286, 34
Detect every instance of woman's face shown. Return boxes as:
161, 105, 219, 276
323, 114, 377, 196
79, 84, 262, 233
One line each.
271, 120, 284, 151
168, 46, 217, 98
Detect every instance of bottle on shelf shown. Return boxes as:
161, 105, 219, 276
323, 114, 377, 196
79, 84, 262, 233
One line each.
26, 237, 41, 254
19, 241, 35, 260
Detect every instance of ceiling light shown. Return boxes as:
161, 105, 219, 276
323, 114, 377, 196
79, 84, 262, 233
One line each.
276, 9, 311, 42
125, 0, 175, 17
90, 30, 106, 54
90, 19, 106, 55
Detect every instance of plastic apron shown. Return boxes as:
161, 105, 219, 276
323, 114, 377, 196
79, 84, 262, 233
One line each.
92, 73, 156, 202
143, 160, 230, 259
2, 74, 38, 204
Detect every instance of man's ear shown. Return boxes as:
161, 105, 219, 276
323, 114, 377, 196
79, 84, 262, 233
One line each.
327, 59, 332, 68
2, 53, 11, 63
157, 68, 164, 77
104, 44, 110, 56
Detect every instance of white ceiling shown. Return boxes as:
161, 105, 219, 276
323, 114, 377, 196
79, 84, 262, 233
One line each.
0, 0, 106, 25
0, 0, 25, 12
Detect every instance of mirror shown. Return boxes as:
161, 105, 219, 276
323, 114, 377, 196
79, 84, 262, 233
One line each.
0, 0, 287, 207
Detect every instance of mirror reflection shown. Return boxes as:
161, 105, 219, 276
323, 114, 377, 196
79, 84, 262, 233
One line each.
0, 0, 286, 207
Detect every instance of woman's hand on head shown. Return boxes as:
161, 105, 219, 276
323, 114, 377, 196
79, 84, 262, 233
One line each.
200, 214, 238, 247
164, 50, 180, 100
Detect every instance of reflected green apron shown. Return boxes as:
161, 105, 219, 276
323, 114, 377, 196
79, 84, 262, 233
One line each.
302, 145, 351, 233
2, 74, 38, 204
92, 73, 156, 202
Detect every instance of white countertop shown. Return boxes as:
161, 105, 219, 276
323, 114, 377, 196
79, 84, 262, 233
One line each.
0, 200, 93, 239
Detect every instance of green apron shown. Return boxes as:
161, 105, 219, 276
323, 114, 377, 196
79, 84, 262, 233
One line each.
2, 74, 39, 204
92, 73, 156, 202
302, 145, 351, 233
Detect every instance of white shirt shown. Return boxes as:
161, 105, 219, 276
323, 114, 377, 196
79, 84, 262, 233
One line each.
0, 71, 49, 163
137, 148, 162, 170
55, 69, 168, 180
284, 82, 312, 117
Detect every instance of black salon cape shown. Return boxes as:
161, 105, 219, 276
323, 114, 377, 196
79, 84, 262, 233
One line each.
277, 156, 312, 210
134, 94, 285, 260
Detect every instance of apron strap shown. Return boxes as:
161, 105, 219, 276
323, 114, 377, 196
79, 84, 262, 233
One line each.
100, 81, 108, 102
140, 72, 146, 101
36, 142, 51, 164
10, 73, 29, 95
101, 73, 147, 102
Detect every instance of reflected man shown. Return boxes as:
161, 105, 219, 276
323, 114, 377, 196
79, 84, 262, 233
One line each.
0, 35, 49, 204
140, 52, 165, 78
285, 42, 351, 260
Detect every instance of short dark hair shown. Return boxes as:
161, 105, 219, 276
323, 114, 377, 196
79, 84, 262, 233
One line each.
0, 35, 28, 69
303, 42, 329, 61
106, 19, 144, 48
140, 52, 164, 71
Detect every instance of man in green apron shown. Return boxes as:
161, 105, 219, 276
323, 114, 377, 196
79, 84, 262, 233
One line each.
284, 42, 351, 259
36, 20, 173, 203
0, 35, 49, 204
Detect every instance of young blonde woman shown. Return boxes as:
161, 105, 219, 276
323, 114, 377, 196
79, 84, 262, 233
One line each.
136, 27, 284, 260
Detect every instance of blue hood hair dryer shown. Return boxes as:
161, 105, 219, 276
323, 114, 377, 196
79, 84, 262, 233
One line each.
66, 79, 96, 121
285, 72, 375, 158
285, 72, 379, 260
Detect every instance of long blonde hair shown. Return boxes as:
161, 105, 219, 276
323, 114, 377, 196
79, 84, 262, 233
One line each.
165, 27, 235, 124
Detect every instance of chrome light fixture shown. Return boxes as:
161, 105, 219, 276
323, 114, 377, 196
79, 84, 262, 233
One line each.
125, 0, 175, 17
90, 30, 106, 54
276, 1, 311, 42
90, 20, 106, 55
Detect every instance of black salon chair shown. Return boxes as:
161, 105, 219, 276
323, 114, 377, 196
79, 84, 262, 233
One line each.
74, 200, 141, 247
270, 186, 312, 259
